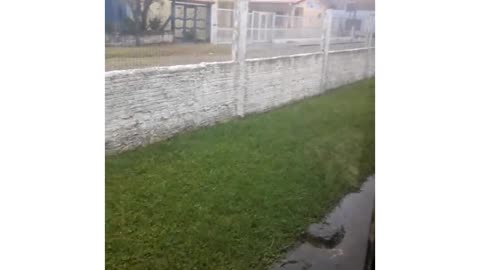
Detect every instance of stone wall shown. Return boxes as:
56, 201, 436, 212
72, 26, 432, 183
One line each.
105, 48, 375, 154
325, 48, 374, 89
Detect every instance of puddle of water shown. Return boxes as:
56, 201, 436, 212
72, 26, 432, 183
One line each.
271, 176, 375, 270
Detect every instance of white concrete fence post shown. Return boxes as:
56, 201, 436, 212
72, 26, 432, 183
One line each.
271, 13, 276, 42
210, 3, 218, 44
365, 14, 374, 78
321, 9, 332, 91
232, 0, 249, 62
232, 0, 249, 117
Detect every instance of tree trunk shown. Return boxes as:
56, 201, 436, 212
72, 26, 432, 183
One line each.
134, 0, 142, 46
141, 0, 154, 31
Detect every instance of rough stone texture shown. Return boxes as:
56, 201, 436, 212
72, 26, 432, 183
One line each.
305, 223, 346, 248
105, 61, 237, 153
325, 48, 373, 90
105, 48, 375, 154
243, 53, 325, 115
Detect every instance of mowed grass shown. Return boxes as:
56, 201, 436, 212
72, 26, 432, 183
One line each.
106, 79, 375, 270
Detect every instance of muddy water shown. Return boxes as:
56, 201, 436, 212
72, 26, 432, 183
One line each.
271, 176, 375, 270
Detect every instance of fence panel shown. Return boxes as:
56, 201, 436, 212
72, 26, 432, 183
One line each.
217, 8, 234, 44
105, 1, 375, 72
328, 10, 375, 50
272, 14, 322, 41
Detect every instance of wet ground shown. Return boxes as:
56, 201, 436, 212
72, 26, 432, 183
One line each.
271, 176, 375, 270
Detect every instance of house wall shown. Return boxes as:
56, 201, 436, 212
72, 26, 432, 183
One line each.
217, 1, 297, 15
105, 0, 171, 31
215, 1, 326, 28
217, 0, 234, 9
331, 0, 375, 10
106, 0, 133, 24
105, 47, 374, 154
147, 0, 172, 29
249, 3, 292, 14
298, 0, 328, 27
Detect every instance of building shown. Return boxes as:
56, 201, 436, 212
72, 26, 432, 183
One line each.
105, 0, 133, 32
105, 0, 216, 44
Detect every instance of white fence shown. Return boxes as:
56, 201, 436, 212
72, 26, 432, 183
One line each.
217, 8, 234, 44
217, 8, 322, 44
330, 10, 375, 35
215, 8, 374, 46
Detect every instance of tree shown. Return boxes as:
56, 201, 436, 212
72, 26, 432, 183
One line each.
126, 0, 161, 45
141, 0, 155, 32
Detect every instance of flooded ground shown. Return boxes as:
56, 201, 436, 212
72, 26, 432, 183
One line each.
271, 176, 375, 270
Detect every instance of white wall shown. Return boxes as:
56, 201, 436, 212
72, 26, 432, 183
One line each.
105, 48, 374, 154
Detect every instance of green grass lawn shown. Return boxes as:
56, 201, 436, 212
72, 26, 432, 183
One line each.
106, 79, 375, 270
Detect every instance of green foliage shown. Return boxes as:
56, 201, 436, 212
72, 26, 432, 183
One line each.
106, 79, 375, 270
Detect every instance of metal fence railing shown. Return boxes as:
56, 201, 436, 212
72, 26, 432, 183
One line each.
328, 10, 375, 50
105, 1, 375, 71
217, 8, 234, 44
216, 8, 375, 47
217, 9, 324, 44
